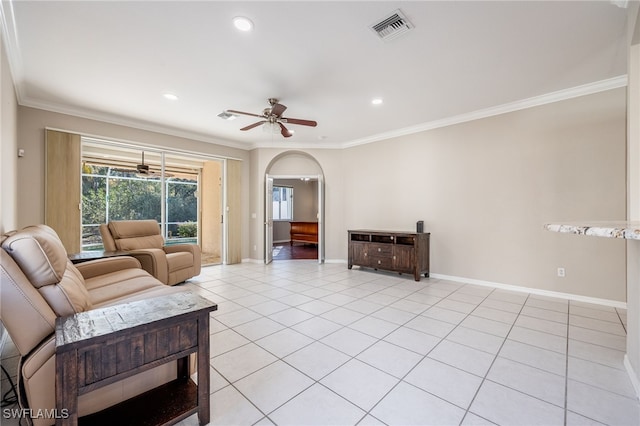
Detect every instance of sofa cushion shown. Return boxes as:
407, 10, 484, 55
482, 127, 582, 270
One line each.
108, 220, 164, 250
2, 225, 92, 315
2, 225, 68, 288
85, 268, 172, 306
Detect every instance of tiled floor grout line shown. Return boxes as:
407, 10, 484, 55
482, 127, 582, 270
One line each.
207, 276, 460, 426
360, 285, 501, 425
460, 291, 532, 425
208, 277, 432, 426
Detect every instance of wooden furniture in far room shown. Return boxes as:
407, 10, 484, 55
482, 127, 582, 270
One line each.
348, 230, 430, 281
290, 221, 318, 245
55, 292, 217, 426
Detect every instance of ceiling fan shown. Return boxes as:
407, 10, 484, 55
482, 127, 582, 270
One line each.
112, 152, 173, 178
226, 98, 317, 138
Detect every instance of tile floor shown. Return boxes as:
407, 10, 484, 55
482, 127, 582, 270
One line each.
2, 260, 640, 425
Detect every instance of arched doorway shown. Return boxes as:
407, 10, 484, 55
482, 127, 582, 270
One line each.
264, 151, 325, 264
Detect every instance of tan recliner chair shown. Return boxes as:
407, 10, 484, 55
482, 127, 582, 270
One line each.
99, 220, 201, 286
0, 225, 186, 426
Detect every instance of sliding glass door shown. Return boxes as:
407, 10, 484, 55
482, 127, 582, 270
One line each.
81, 139, 223, 265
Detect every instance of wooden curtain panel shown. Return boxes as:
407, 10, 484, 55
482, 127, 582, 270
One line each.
45, 129, 81, 253
225, 159, 242, 264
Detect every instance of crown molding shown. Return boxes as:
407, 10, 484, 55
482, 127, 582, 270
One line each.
19, 96, 250, 151
0, 0, 25, 102
341, 75, 629, 149
16, 74, 629, 152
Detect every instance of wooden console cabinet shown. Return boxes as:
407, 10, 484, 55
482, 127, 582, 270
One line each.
348, 230, 430, 281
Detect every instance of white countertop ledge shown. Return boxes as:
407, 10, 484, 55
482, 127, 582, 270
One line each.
544, 222, 640, 240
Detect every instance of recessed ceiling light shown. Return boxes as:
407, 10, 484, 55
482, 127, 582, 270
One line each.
372, 98, 383, 105
163, 93, 178, 101
233, 16, 254, 32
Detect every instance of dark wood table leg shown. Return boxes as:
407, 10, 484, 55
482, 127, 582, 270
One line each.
56, 350, 78, 426
197, 312, 211, 425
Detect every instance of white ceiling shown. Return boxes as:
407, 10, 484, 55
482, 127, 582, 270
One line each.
0, 1, 631, 149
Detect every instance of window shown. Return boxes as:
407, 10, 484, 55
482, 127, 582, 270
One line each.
272, 186, 293, 220
81, 163, 199, 250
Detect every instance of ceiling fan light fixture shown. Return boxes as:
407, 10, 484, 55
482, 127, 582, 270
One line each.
233, 16, 254, 32
262, 122, 280, 134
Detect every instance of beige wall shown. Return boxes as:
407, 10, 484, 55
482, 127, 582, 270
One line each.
16, 106, 252, 259
1, 32, 18, 234
342, 88, 627, 301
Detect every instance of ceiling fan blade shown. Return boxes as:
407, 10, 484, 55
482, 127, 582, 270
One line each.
227, 110, 265, 119
271, 103, 287, 117
281, 117, 318, 127
240, 121, 266, 131
279, 123, 292, 138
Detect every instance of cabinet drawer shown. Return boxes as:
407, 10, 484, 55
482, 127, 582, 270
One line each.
369, 244, 392, 255
369, 256, 393, 269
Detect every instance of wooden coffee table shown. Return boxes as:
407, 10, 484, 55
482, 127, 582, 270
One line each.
55, 292, 217, 425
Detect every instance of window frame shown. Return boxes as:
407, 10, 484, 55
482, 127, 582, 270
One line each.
272, 185, 294, 221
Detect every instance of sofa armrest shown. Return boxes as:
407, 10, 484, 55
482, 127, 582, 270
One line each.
164, 243, 199, 255
127, 249, 169, 285
75, 256, 142, 280
164, 244, 201, 276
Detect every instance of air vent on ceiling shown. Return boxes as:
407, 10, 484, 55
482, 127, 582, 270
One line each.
370, 9, 414, 42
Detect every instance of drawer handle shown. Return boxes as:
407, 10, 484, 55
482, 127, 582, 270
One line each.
378, 260, 381, 264
364, 253, 367, 256
378, 248, 381, 252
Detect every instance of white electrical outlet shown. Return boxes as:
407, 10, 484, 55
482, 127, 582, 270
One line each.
557, 267, 565, 277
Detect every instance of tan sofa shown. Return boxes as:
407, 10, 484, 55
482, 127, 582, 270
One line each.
99, 220, 201, 286
0, 225, 187, 426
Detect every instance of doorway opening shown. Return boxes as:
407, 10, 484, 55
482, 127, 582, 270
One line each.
271, 177, 319, 261
264, 151, 325, 265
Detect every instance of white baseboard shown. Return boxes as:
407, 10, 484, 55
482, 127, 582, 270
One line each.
624, 355, 640, 401
429, 273, 627, 309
